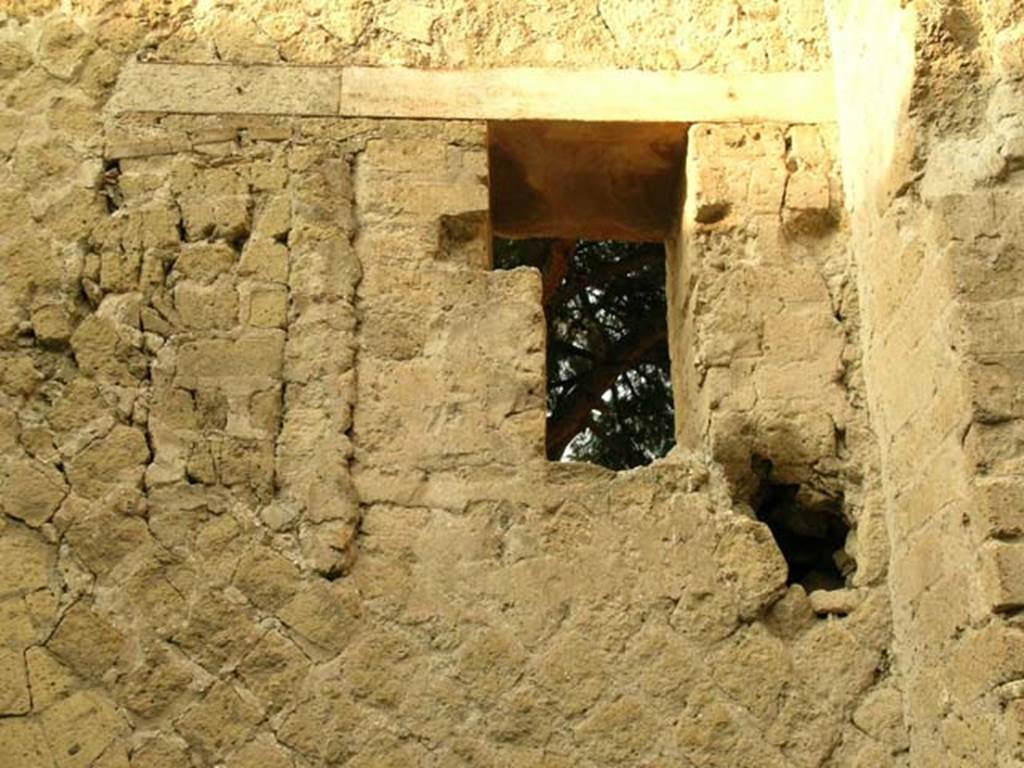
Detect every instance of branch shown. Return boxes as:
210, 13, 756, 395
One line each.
582, 251, 664, 284
546, 322, 668, 459
541, 239, 574, 307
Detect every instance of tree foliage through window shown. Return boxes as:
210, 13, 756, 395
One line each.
493, 238, 675, 470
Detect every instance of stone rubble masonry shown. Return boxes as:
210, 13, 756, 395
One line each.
0, 1, 1020, 766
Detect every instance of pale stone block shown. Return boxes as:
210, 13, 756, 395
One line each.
47, 603, 124, 681
941, 711, 998, 765
977, 477, 1024, 539
30, 303, 75, 343
714, 518, 788, 620
37, 17, 93, 81
853, 685, 909, 749
233, 546, 301, 612
236, 631, 310, 716
176, 331, 285, 394
0, 647, 29, 715
277, 580, 361, 655
787, 124, 828, 166
39, 691, 127, 768
65, 425, 150, 500
0, 457, 67, 527
963, 419, 1024, 477
252, 195, 291, 240
110, 62, 341, 116
950, 623, 1024, 705
246, 284, 289, 328
995, 25, 1024, 78
885, 368, 971, 483
808, 587, 864, 615
174, 242, 236, 284
169, 589, 260, 673
116, 648, 192, 721
890, 432, 971, 541
239, 238, 289, 283
921, 134, 1006, 200
961, 297, 1024, 358
891, 521, 953, 607
0, 717, 53, 768
362, 138, 449, 172
982, 541, 1024, 613
25, 647, 77, 711
174, 682, 262, 762
967, 354, 1024, 422
120, 205, 182, 251
225, 736, 295, 768
128, 737, 190, 768
0, 525, 55, 599
174, 277, 239, 330
785, 169, 831, 210
250, 159, 290, 192
710, 625, 789, 721
341, 67, 837, 123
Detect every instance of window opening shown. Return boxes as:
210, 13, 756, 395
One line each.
488, 120, 686, 470
494, 238, 675, 470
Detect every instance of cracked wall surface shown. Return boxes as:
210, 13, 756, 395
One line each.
1, 1, 1023, 767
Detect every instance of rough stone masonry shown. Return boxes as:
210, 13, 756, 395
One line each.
0, 2, 1023, 767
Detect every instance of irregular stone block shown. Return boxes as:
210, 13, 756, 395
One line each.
233, 546, 302, 612
116, 646, 192, 720
47, 603, 124, 681
65, 425, 149, 500
239, 238, 289, 283
173, 276, 239, 330
170, 589, 260, 673
0, 524, 54, 599
175, 331, 285, 394
245, 284, 288, 328
0, 717, 53, 768
277, 580, 361, 655
174, 242, 237, 284
174, 681, 261, 762
237, 630, 311, 715
39, 691, 127, 768
25, 647, 77, 711
982, 541, 1024, 613
0, 647, 30, 715
1, 457, 67, 527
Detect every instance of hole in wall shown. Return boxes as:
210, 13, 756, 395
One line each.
493, 237, 675, 470
751, 456, 853, 593
102, 159, 123, 213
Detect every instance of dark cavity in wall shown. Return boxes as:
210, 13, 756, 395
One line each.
751, 456, 853, 592
493, 237, 675, 470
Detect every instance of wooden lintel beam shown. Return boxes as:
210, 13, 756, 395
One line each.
108, 62, 836, 124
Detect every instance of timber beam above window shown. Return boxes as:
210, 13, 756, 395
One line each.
108, 63, 837, 124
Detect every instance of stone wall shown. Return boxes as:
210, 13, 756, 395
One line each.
828, 0, 1024, 764
0, 86, 903, 764
4, 1, 1023, 766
